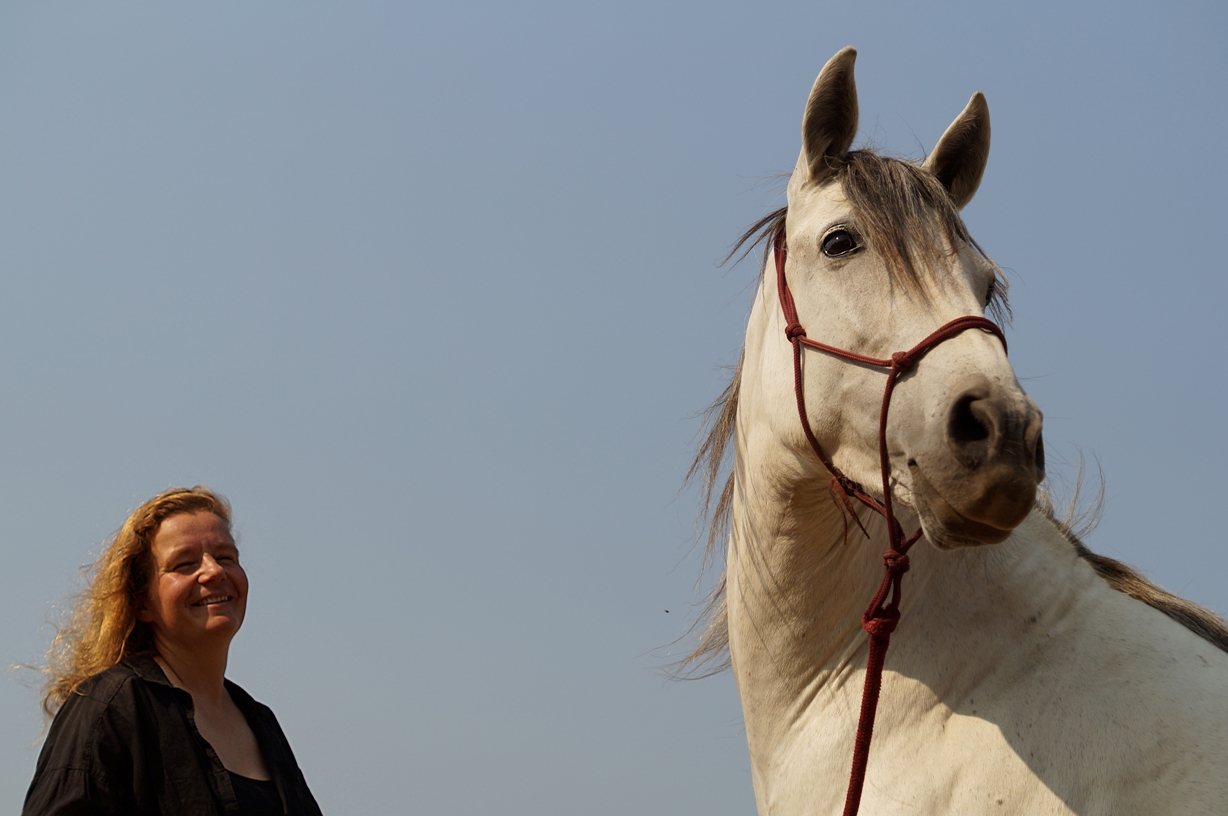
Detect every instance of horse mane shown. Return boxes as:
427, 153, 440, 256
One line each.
1034, 494, 1228, 652
678, 150, 1228, 676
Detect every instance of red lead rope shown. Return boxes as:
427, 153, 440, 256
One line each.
772, 227, 1006, 816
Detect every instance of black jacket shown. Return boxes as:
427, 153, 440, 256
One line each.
23, 655, 323, 816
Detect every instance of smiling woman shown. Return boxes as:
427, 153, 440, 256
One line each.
23, 487, 322, 816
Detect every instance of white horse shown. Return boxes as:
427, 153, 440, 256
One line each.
686, 47, 1228, 815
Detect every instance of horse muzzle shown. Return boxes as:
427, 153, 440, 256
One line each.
908, 376, 1045, 549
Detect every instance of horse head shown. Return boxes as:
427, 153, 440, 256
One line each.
745, 47, 1043, 549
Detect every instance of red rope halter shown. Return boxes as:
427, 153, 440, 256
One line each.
772, 226, 1006, 816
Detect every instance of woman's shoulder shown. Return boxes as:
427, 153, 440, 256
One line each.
67, 654, 159, 701
31, 666, 143, 792
56, 665, 135, 721
50, 655, 170, 735
71, 662, 137, 699
26, 659, 185, 814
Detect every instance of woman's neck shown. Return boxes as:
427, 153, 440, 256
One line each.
153, 638, 231, 705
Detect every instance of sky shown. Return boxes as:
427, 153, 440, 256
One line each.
1, 2, 1226, 814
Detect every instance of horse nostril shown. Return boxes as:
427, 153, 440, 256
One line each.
948, 395, 990, 444
946, 393, 994, 468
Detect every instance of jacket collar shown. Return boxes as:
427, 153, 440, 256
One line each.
122, 652, 262, 720
123, 653, 174, 686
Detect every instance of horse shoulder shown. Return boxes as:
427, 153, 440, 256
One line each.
978, 515, 1228, 810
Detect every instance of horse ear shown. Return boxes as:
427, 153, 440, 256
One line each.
797, 46, 859, 184
923, 92, 991, 210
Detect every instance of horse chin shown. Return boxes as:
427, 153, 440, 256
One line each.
908, 461, 1035, 550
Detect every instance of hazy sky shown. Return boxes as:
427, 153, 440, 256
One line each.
2, 3, 1225, 813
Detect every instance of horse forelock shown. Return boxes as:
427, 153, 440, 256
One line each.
722, 152, 1011, 321
840, 151, 1009, 320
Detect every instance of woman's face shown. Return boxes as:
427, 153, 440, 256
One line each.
138, 510, 249, 650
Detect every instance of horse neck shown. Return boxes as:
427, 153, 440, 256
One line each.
725, 431, 892, 719
726, 278, 894, 703
725, 424, 1093, 766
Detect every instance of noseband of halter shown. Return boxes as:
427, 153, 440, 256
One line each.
772, 226, 1006, 816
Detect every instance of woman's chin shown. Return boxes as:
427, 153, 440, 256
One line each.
175, 604, 245, 640
204, 611, 244, 635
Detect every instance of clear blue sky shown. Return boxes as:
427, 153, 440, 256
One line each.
2, 3, 1225, 813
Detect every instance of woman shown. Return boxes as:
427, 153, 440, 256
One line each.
24, 487, 322, 816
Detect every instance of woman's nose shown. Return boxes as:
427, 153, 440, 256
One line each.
199, 554, 224, 578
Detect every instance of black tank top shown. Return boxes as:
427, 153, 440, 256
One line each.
228, 771, 283, 816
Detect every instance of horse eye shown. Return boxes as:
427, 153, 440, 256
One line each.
821, 229, 858, 258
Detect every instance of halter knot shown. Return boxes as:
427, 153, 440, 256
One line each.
785, 322, 807, 341
861, 605, 900, 638
834, 474, 863, 498
890, 350, 915, 371
882, 550, 910, 574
